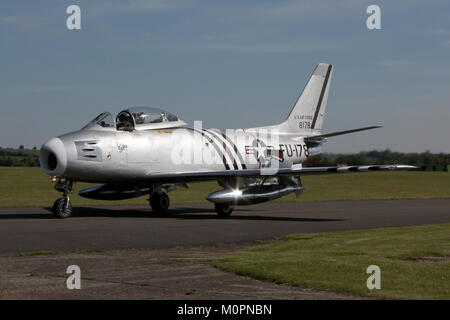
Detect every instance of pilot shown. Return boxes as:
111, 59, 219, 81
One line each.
161, 112, 168, 122
117, 113, 134, 131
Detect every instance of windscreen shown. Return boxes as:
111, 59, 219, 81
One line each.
83, 112, 115, 130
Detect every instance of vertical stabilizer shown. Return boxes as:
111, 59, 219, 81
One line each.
278, 63, 333, 135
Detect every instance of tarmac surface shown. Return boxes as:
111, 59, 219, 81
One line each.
0, 199, 448, 299
0, 199, 449, 256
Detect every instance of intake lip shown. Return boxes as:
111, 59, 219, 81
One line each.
40, 137, 67, 177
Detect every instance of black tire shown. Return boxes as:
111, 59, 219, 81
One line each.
215, 203, 233, 217
52, 197, 72, 218
150, 192, 170, 214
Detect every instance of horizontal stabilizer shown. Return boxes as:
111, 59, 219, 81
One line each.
306, 125, 382, 140
304, 125, 382, 147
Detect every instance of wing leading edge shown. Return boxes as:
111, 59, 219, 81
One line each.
143, 164, 417, 183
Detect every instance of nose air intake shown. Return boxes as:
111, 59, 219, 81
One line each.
40, 137, 67, 177
47, 152, 57, 170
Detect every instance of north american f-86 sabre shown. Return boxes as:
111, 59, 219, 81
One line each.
40, 63, 415, 218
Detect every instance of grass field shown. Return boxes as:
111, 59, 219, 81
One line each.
212, 224, 450, 299
0, 167, 449, 207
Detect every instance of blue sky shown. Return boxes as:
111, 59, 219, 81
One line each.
1, 0, 449, 153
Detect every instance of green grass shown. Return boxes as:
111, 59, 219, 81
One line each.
0, 167, 449, 207
0, 167, 219, 207
212, 224, 450, 299
17, 249, 105, 257
17, 251, 59, 257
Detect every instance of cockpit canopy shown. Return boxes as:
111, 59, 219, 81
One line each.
84, 106, 186, 131
128, 107, 179, 124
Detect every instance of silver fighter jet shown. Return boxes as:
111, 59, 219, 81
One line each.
40, 63, 416, 218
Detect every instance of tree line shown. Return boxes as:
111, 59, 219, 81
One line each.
305, 149, 450, 171
0, 147, 449, 171
0, 147, 40, 167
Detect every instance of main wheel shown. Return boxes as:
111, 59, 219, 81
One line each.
52, 197, 72, 218
215, 203, 233, 217
150, 192, 170, 214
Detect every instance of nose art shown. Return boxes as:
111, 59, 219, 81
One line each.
40, 137, 67, 177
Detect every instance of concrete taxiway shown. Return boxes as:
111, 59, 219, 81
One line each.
0, 199, 449, 256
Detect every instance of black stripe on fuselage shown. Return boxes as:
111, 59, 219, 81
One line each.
205, 129, 239, 170
191, 128, 230, 170
222, 132, 247, 170
311, 64, 332, 129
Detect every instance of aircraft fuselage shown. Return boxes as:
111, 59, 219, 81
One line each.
43, 127, 309, 183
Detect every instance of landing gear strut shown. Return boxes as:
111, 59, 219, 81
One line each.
215, 203, 234, 217
149, 192, 170, 214
52, 179, 74, 218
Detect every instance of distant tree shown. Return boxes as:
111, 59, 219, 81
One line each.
19, 145, 24, 150
335, 154, 368, 166
304, 154, 322, 167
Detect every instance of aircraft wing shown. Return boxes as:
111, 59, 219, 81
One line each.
143, 164, 417, 183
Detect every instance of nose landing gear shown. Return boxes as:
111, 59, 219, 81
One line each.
52, 178, 74, 218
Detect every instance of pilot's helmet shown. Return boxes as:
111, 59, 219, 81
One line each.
118, 113, 128, 123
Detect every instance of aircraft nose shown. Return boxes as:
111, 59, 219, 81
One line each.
40, 137, 67, 177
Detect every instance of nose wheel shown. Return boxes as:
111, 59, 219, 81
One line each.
149, 192, 170, 214
52, 178, 74, 218
52, 197, 72, 218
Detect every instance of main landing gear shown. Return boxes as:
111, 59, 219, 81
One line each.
52, 178, 74, 218
149, 191, 170, 214
214, 203, 234, 217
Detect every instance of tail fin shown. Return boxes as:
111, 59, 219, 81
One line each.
278, 63, 333, 135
